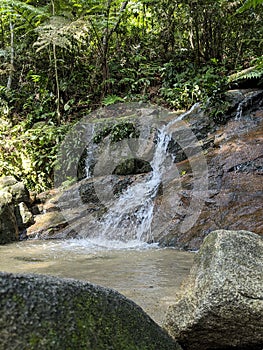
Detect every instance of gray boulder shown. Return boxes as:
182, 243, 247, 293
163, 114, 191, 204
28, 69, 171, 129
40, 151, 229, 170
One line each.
0, 272, 181, 350
164, 230, 263, 350
0, 191, 18, 244
0, 176, 32, 243
0, 175, 30, 204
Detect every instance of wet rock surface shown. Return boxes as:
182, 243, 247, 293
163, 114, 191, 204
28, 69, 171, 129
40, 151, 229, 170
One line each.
27, 91, 262, 249
154, 90, 263, 249
0, 272, 181, 350
164, 229, 263, 350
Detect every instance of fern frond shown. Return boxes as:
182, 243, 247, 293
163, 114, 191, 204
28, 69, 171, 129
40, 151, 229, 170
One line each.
237, 0, 263, 13
228, 65, 263, 82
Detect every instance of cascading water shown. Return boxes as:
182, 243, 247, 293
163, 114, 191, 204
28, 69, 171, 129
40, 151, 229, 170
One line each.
235, 90, 263, 119
85, 124, 97, 178
88, 103, 200, 243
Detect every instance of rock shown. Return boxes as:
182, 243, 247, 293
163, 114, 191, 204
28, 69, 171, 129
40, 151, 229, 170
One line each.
0, 175, 30, 204
164, 230, 263, 350
26, 211, 70, 239
0, 272, 181, 350
15, 202, 34, 229
9, 181, 30, 204
31, 95, 262, 248
0, 191, 18, 244
0, 176, 33, 243
155, 96, 263, 250
113, 158, 152, 175
0, 175, 17, 188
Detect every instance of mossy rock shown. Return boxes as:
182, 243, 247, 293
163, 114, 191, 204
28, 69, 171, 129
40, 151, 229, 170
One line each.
165, 230, 263, 350
0, 272, 181, 350
113, 158, 152, 175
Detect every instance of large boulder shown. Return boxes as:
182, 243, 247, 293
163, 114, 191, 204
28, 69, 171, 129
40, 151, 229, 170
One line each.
0, 272, 181, 350
0, 190, 18, 244
164, 230, 263, 350
28, 95, 263, 248
0, 176, 33, 243
166, 230, 263, 350
0, 175, 30, 204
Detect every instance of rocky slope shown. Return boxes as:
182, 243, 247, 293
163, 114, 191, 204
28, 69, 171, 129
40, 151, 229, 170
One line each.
24, 91, 263, 249
2, 89, 262, 249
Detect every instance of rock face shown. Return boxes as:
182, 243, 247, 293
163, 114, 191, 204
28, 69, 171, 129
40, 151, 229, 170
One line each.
28, 91, 262, 249
0, 190, 18, 243
164, 230, 263, 350
154, 90, 263, 249
0, 176, 33, 244
0, 272, 181, 350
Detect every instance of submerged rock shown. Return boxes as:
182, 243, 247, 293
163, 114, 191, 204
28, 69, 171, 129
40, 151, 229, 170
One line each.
164, 229, 263, 350
0, 272, 181, 350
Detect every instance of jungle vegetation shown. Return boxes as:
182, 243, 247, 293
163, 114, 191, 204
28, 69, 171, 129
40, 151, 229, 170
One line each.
0, 0, 262, 191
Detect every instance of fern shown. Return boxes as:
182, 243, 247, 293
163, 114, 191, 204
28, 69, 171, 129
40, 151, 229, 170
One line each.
228, 57, 263, 82
33, 16, 89, 52
237, 0, 263, 13
8, 0, 48, 28
34, 16, 72, 52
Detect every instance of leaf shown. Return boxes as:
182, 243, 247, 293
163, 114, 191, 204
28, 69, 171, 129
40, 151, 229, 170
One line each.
236, 0, 263, 13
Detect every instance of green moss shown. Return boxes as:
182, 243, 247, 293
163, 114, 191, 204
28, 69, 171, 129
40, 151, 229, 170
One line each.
93, 121, 139, 144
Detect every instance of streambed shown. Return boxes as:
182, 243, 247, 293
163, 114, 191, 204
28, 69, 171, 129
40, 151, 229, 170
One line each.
0, 239, 194, 324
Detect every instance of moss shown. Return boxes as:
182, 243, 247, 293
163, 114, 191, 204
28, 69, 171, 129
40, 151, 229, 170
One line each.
0, 273, 180, 350
93, 121, 139, 144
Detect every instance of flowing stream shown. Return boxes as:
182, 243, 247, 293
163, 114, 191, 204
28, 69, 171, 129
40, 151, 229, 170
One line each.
0, 240, 194, 324
1, 106, 202, 324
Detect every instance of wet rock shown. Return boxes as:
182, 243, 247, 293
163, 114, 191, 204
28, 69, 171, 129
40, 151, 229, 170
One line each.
154, 98, 263, 250
113, 158, 152, 175
26, 210, 70, 239
164, 230, 263, 350
30, 95, 262, 248
28, 174, 150, 239
0, 272, 181, 350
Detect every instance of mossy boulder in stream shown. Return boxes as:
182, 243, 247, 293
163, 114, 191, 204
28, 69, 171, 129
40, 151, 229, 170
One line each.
165, 230, 263, 350
0, 272, 181, 350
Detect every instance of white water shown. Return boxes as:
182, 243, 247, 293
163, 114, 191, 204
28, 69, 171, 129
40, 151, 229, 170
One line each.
91, 104, 200, 243
85, 124, 96, 178
235, 90, 262, 119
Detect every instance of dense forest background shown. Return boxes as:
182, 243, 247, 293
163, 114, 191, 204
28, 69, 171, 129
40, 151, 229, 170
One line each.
0, 0, 262, 192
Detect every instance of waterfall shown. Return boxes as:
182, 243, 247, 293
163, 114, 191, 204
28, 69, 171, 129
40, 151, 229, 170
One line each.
85, 124, 96, 178
87, 103, 200, 243
235, 90, 263, 119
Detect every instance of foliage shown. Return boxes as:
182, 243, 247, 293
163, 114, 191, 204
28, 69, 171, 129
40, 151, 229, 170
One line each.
0, 118, 70, 192
102, 95, 124, 106
93, 121, 139, 144
0, 0, 262, 191
237, 0, 263, 12
159, 61, 228, 109
228, 56, 263, 83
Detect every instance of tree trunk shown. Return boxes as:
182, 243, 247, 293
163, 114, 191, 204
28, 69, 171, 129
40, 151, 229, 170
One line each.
7, 18, 14, 90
